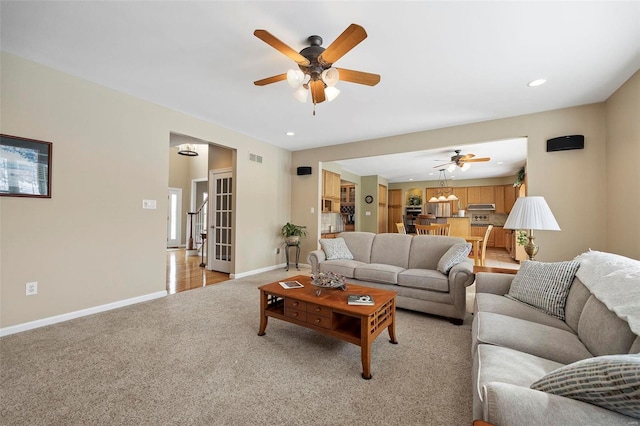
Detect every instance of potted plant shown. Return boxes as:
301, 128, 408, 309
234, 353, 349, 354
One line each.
514, 167, 525, 188
281, 222, 307, 245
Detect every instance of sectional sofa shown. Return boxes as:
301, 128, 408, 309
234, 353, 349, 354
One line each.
472, 250, 640, 424
308, 231, 475, 324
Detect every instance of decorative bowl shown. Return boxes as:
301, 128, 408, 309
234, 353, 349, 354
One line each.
310, 272, 347, 293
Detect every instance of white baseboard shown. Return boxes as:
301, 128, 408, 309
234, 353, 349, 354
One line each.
0, 290, 167, 337
230, 263, 310, 279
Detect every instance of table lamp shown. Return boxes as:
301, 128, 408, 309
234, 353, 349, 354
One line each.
503, 196, 560, 260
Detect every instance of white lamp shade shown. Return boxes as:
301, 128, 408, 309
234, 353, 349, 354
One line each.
446, 194, 459, 201
287, 69, 305, 89
293, 85, 309, 103
324, 86, 340, 102
503, 196, 561, 231
447, 164, 456, 173
321, 67, 340, 86
428, 196, 438, 203
461, 163, 471, 171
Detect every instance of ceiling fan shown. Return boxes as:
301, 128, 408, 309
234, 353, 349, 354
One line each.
253, 23, 380, 113
434, 149, 491, 172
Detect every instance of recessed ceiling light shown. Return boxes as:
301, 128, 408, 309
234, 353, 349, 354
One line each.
428, 172, 434, 176
408, 178, 414, 181
527, 79, 547, 87
497, 161, 504, 165
285, 131, 295, 136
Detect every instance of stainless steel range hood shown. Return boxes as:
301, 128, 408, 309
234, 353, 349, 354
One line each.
467, 203, 496, 211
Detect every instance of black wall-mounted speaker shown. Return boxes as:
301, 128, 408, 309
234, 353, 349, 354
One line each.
547, 135, 584, 152
296, 166, 312, 175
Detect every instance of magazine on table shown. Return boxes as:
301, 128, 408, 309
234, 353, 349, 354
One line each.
347, 294, 374, 305
279, 280, 304, 289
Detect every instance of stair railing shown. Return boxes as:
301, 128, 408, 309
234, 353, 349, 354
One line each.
186, 197, 208, 250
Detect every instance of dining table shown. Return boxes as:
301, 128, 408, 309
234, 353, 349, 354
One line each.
463, 236, 484, 266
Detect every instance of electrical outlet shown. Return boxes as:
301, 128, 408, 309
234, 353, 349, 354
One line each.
275, 248, 280, 254
26, 282, 38, 296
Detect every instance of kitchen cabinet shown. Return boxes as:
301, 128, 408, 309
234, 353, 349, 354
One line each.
452, 187, 467, 213
494, 186, 505, 213
493, 226, 506, 248
504, 185, 518, 213
322, 170, 341, 213
467, 186, 495, 205
340, 185, 356, 205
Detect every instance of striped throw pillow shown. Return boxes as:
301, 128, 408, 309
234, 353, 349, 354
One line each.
437, 242, 472, 274
531, 355, 640, 419
506, 259, 580, 320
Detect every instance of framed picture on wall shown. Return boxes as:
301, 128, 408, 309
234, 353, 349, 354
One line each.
0, 134, 52, 198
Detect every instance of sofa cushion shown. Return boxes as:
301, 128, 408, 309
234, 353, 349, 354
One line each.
370, 233, 412, 269
437, 242, 472, 274
474, 293, 573, 332
408, 235, 467, 270
319, 238, 353, 260
506, 259, 580, 320
398, 269, 449, 292
319, 259, 367, 278
474, 344, 565, 411
354, 263, 405, 284
530, 355, 640, 419
578, 296, 639, 357
473, 312, 593, 364
337, 232, 375, 263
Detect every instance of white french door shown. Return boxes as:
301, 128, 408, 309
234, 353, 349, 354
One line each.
167, 188, 182, 248
207, 169, 233, 273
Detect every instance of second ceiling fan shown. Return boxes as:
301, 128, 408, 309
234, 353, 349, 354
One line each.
254, 23, 380, 112
434, 150, 491, 172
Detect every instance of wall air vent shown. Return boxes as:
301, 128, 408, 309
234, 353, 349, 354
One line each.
249, 153, 263, 163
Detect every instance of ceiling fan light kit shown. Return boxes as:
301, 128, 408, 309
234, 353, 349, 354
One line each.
254, 24, 380, 115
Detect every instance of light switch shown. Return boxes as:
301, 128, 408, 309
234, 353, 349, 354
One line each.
365, 211, 371, 216
142, 199, 157, 209
310, 207, 315, 214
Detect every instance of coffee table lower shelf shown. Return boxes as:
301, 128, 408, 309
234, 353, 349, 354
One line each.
258, 276, 398, 379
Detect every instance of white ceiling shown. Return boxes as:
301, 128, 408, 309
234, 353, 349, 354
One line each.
1, 1, 638, 180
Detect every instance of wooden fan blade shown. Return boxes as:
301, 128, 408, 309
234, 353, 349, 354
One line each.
318, 24, 367, 66
254, 73, 287, 86
458, 154, 475, 161
254, 29, 310, 66
336, 68, 380, 86
310, 80, 326, 103
465, 157, 491, 163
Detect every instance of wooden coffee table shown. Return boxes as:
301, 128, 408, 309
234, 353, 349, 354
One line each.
258, 275, 398, 379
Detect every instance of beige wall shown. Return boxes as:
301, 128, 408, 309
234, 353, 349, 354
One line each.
0, 52, 291, 328
605, 70, 640, 259
293, 102, 622, 263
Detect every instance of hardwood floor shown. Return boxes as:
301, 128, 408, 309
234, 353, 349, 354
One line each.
166, 249, 230, 295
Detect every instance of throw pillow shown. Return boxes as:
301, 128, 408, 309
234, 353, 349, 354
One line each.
437, 242, 472, 274
530, 354, 640, 419
319, 238, 354, 260
506, 259, 580, 320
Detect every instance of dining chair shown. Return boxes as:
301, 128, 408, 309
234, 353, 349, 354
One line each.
433, 223, 451, 236
479, 225, 494, 266
396, 222, 407, 234
415, 224, 438, 235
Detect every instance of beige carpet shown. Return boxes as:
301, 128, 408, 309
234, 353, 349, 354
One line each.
1, 268, 474, 425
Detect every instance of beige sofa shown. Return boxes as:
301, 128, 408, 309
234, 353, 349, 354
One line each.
472, 251, 640, 424
308, 231, 475, 324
